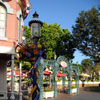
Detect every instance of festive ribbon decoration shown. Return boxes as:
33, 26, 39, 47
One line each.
29, 50, 44, 100
34, 50, 44, 68
30, 68, 40, 92
15, 41, 46, 100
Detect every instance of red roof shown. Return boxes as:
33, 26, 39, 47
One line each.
7, 71, 65, 77
43, 71, 65, 77
57, 73, 65, 77
7, 71, 27, 77
15, 71, 19, 75
43, 71, 51, 75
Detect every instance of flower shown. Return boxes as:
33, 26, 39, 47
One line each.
38, 44, 42, 50
30, 44, 35, 48
23, 51, 27, 54
21, 46, 27, 52
33, 50, 38, 55
29, 57, 36, 61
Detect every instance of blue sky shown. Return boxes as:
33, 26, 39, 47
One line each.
24, 0, 100, 64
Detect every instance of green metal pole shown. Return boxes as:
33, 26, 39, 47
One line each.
68, 60, 72, 94
53, 77, 57, 98
54, 64, 57, 97
62, 68, 66, 92
53, 61, 59, 97
38, 58, 44, 100
76, 66, 79, 93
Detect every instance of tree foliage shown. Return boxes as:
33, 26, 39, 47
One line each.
24, 26, 31, 42
72, 6, 100, 62
94, 63, 100, 73
24, 22, 75, 59
55, 29, 75, 59
81, 58, 93, 73
40, 22, 75, 59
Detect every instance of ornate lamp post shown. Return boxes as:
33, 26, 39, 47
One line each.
29, 11, 43, 100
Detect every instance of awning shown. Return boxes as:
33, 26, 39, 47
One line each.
43, 71, 51, 75
57, 73, 65, 77
7, 71, 27, 77
26, 71, 65, 76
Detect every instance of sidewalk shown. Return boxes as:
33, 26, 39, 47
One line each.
8, 87, 100, 100
7, 92, 75, 100
49, 87, 100, 100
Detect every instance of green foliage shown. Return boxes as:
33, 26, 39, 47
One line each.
72, 86, 76, 89
24, 26, 31, 39
22, 61, 31, 71
44, 89, 54, 92
40, 22, 75, 59
72, 6, 100, 62
24, 23, 75, 60
81, 58, 93, 73
23, 26, 32, 44
23, 78, 31, 82
40, 22, 62, 59
57, 80, 62, 82
56, 29, 75, 59
94, 63, 100, 74
43, 79, 49, 82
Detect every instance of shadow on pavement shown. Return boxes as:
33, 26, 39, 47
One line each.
84, 86, 100, 93
8, 92, 28, 100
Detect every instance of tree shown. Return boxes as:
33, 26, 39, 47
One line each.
55, 29, 75, 59
72, 6, 100, 62
22, 61, 31, 71
94, 63, 100, 74
81, 58, 93, 74
24, 22, 75, 59
23, 26, 31, 42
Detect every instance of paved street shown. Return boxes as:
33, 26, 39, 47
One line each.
49, 88, 100, 100
50, 92, 100, 100
8, 87, 100, 100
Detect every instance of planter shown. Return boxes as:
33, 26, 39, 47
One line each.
72, 88, 77, 93
14, 82, 19, 92
43, 91, 54, 99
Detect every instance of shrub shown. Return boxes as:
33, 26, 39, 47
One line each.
44, 89, 53, 92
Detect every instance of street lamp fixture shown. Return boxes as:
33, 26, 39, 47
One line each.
29, 11, 43, 38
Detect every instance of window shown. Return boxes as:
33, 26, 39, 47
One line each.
0, 5, 6, 37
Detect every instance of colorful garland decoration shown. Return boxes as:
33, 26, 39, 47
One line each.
15, 41, 46, 100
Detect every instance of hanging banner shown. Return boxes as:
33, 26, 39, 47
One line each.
24, 0, 30, 15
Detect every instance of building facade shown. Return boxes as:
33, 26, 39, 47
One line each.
0, 0, 31, 99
